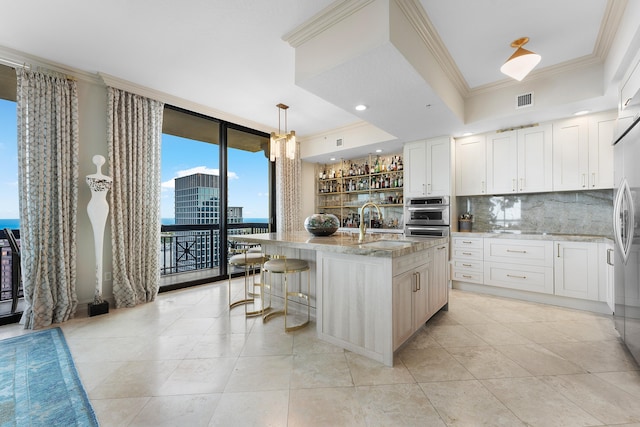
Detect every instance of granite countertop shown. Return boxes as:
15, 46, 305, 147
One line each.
451, 231, 613, 243
229, 231, 448, 258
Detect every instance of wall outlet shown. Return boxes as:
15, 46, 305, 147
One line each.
104, 271, 111, 281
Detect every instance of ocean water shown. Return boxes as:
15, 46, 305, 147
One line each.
0, 219, 19, 230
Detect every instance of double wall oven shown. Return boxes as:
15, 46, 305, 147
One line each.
404, 196, 450, 238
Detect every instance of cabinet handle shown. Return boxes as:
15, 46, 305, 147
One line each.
607, 248, 614, 266
557, 243, 561, 258
412, 272, 417, 292
462, 263, 472, 267
462, 241, 473, 244
437, 246, 446, 250
462, 252, 472, 255
591, 172, 596, 188
519, 178, 523, 192
512, 179, 516, 192
481, 181, 485, 193
462, 274, 472, 279
506, 249, 527, 253
427, 183, 431, 194
581, 174, 586, 188
507, 274, 527, 279
422, 183, 425, 196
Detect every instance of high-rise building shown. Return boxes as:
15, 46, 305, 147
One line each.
171, 173, 243, 272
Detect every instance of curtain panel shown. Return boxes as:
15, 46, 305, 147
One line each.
16, 68, 79, 329
275, 141, 302, 232
107, 87, 164, 307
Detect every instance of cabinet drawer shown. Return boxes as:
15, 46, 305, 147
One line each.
393, 250, 432, 276
452, 259, 483, 272
484, 262, 553, 294
452, 269, 483, 284
484, 239, 553, 267
453, 237, 483, 250
453, 248, 483, 261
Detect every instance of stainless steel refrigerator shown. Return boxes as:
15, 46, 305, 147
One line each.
613, 110, 640, 364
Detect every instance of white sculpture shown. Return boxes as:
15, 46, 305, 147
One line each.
86, 155, 112, 305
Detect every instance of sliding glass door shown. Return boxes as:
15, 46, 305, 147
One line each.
159, 106, 272, 290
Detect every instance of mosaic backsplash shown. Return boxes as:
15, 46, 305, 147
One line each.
456, 189, 614, 237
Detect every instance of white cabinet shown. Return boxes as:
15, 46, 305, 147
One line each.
484, 238, 554, 294
587, 111, 616, 189
455, 135, 486, 196
599, 242, 615, 312
553, 111, 615, 191
451, 236, 484, 284
554, 241, 599, 301
404, 136, 451, 197
486, 125, 553, 194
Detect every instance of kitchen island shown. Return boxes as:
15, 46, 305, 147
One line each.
230, 231, 449, 366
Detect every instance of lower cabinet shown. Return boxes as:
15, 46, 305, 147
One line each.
452, 235, 614, 311
392, 245, 449, 351
554, 241, 599, 300
429, 244, 449, 317
392, 260, 430, 350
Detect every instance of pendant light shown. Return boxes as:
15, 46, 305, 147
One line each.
500, 37, 541, 81
270, 103, 296, 162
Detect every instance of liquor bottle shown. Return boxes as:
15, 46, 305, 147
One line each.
398, 157, 403, 171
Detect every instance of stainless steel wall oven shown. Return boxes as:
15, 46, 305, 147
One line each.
404, 196, 450, 238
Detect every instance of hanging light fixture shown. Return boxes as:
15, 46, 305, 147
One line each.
270, 103, 296, 162
500, 37, 541, 81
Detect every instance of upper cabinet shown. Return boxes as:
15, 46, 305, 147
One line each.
403, 136, 451, 197
552, 111, 615, 191
486, 124, 552, 194
455, 134, 486, 196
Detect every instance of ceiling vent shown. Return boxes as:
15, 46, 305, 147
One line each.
516, 92, 534, 109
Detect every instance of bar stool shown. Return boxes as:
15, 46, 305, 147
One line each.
228, 245, 270, 317
262, 255, 310, 332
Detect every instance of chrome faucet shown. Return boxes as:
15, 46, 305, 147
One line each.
359, 202, 382, 242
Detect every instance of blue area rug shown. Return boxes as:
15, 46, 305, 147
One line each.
0, 327, 98, 426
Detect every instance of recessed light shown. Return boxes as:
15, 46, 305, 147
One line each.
462, 132, 473, 137
355, 104, 367, 111
574, 110, 590, 116
329, 157, 336, 161
375, 149, 382, 153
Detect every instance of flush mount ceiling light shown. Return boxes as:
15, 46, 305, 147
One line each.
355, 104, 367, 111
500, 37, 541, 81
270, 103, 296, 162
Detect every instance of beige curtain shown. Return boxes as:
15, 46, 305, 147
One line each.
107, 87, 164, 307
275, 141, 302, 232
16, 68, 79, 329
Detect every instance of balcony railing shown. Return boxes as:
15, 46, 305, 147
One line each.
159, 223, 270, 277
1, 229, 23, 322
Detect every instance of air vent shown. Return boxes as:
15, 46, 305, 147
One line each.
336, 138, 343, 147
516, 92, 534, 109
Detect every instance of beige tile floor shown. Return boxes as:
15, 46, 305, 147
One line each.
2, 281, 640, 426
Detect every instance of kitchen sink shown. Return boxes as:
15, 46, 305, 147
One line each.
357, 240, 414, 250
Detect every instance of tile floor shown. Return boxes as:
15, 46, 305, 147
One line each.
2, 282, 640, 426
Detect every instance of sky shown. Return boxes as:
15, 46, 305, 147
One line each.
0, 99, 270, 220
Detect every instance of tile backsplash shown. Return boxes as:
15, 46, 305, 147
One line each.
456, 189, 613, 237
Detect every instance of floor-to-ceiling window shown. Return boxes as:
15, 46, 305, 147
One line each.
159, 106, 273, 291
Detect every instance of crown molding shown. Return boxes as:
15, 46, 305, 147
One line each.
393, 0, 469, 95
283, 0, 375, 47
0, 45, 99, 84
99, 72, 273, 133
594, 0, 627, 59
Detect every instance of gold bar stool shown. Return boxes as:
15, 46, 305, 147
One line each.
262, 255, 311, 332
228, 245, 270, 317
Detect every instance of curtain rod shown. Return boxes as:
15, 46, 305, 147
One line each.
0, 58, 30, 70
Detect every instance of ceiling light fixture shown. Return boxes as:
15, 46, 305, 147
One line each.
270, 103, 296, 162
500, 37, 541, 81
355, 104, 367, 111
